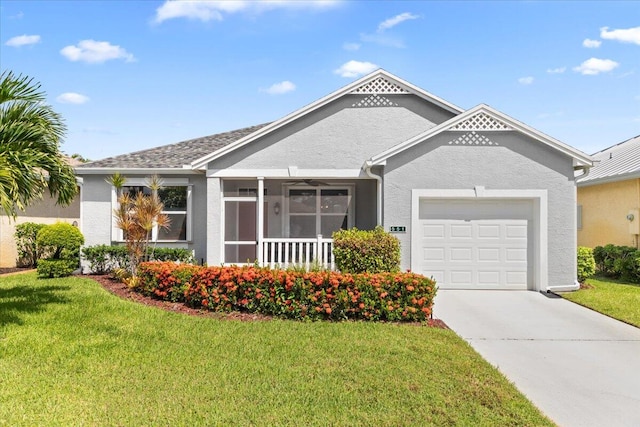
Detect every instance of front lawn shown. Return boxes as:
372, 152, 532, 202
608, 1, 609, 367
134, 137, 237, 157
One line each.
0, 273, 553, 426
561, 276, 640, 327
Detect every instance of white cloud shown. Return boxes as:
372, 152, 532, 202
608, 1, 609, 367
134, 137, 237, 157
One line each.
573, 58, 620, 75
377, 12, 419, 33
343, 42, 360, 51
9, 11, 24, 19
60, 40, 135, 64
546, 67, 566, 74
260, 80, 296, 95
360, 32, 404, 48
600, 26, 640, 45
518, 76, 534, 85
582, 38, 601, 48
154, 0, 340, 24
5, 34, 40, 47
334, 60, 378, 78
56, 92, 90, 104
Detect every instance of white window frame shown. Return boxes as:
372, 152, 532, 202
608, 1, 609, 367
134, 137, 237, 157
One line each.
284, 184, 355, 238
111, 178, 192, 243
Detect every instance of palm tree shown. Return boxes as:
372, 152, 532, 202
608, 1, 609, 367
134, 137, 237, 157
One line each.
0, 70, 77, 218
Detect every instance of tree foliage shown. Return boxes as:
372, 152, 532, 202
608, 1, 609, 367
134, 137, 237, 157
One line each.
0, 70, 77, 218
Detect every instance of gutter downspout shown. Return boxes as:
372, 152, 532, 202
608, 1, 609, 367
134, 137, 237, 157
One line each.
364, 160, 382, 226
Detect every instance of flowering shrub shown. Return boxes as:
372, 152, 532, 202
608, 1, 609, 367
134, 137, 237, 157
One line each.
136, 262, 437, 322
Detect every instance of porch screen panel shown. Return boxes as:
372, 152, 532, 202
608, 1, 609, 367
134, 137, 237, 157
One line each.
224, 200, 257, 263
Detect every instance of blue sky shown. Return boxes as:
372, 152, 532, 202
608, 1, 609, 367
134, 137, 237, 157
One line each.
1, 0, 639, 161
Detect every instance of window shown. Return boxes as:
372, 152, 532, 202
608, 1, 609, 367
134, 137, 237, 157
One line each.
112, 179, 191, 242
287, 187, 352, 238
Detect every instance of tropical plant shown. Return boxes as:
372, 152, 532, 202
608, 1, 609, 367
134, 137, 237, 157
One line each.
14, 222, 46, 267
108, 173, 170, 276
0, 71, 77, 218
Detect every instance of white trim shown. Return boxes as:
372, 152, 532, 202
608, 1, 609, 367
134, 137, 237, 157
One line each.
410, 188, 548, 292
75, 168, 200, 175
191, 69, 464, 169
207, 168, 367, 178
577, 171, 640, 187
370, 104, 593, 168
123, 177, 190, 186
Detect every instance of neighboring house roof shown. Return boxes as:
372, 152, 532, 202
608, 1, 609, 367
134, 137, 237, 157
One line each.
368, 104, 593, 168
577, 135, 640, 186
75, 123, 270, 171
190, 69, 464, 169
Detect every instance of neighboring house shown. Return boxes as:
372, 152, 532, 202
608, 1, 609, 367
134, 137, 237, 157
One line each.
577, 135, 640, 249
0, 157, 82, 267
76, 70, 593, 291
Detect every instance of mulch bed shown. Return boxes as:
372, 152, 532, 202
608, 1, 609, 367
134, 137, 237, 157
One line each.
0, 267, 33, 276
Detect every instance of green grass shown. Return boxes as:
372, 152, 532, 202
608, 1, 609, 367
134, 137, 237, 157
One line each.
0, 273, 553, 426
561, 276, 640, 327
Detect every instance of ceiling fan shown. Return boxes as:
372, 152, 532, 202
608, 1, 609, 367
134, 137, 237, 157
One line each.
285, 179, 330, 186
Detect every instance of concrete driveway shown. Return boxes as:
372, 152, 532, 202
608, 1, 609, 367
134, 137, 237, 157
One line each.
433, 290, 640, 427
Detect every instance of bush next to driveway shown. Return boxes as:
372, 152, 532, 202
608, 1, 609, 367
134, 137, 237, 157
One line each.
137, 262, 436, 322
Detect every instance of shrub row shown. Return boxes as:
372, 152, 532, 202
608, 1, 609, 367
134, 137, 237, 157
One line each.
36, 223, 84, 279
332, 226, 400, 274
136, 262, 437, 322
593, 244, 640, 283
82, 245, 195, 274
577, 246, 596, 283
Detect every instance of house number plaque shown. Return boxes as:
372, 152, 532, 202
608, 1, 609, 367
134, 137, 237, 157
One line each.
389, 226, 406, 233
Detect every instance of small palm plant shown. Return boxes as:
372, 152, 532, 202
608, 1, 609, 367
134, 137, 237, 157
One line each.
108, 173, 170, 279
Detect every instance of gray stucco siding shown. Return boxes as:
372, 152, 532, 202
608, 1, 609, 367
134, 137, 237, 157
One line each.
80, 173, 208, 263
383, 131, 577, 287
212, 96, 446, 171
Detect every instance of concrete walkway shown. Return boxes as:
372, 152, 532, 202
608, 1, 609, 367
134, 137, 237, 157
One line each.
433, 290, 640, 427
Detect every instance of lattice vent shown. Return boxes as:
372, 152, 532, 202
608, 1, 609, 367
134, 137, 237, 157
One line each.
450, 112, 512, 131
351, 77, 409, 94
352, 94, 398, 108
448, 131, 498, 146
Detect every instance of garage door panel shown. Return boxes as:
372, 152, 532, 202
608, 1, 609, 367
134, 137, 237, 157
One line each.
450, 224, 472, 238
423, 224, 445, 238
417, 218, 529, 290
478, 224, 500, 239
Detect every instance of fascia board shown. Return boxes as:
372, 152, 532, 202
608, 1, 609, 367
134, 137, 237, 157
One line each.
577, 171, 640, 187
74, 167, 202, 175
369, 104, 594, 167
191, 69, 465, 170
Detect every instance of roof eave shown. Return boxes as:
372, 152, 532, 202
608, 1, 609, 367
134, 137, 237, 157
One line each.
369, 104, 594, 167
75, 167, 201, 175
577, 170, 640, 187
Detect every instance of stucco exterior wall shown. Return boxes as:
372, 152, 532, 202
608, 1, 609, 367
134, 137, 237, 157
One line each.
0, 194, 80, 267
80, 173, 208, 266
383, 131, 577, 288
577, 179, 639, 248
212, 96, 455, 171
0, 216, 79, 267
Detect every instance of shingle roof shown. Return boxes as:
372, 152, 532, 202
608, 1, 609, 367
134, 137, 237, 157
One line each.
579, 135, 640, 184
77, 123, 270, 169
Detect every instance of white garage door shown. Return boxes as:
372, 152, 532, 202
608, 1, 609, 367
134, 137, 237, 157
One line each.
416, 219, 528, 289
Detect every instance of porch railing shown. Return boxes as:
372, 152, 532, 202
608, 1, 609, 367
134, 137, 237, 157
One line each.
261, 235, 334, 270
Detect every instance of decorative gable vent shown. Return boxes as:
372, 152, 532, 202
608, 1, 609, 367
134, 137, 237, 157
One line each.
449, 112, 512, 131
351, 77, 409, 94
352, 94, 398, 108
448, 131, 498, 146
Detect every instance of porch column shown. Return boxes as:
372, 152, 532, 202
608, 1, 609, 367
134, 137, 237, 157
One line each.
257, 177, 264, 265
206, 176, 222, 265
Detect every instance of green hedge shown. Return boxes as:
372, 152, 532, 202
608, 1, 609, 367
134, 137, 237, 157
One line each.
332, 226, 400, 274
577, 246, 596, 283
82, 245, 195, 274
137, 262, 437, 322
36, 223, 84, 278
593, 244, 640, 283
14, 222, 46, 267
